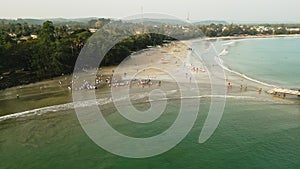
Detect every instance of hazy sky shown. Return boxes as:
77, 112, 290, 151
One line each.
1, 0, 300, 23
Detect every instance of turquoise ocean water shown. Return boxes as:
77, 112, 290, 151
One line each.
221, 37, 300, 89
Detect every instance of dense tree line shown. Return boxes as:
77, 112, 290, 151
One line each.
199, 23, 300, 37
0, 20, 173, 89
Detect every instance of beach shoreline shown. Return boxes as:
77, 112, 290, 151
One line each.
1, 37, 299, 118
2, 33, 300, 90
206, 34, 300, 40
183, 34, 300, 45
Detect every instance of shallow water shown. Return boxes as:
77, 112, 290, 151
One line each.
0, 99, 299, 169
222, 37, 300, 89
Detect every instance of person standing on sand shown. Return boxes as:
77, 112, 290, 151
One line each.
148, 79, 152, 88
258, 88, 262, 94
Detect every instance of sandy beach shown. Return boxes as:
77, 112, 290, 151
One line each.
1, 37, 297, 117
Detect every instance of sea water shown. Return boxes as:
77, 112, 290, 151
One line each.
0, 99, 299, 169
0, 38, 299, 169
221, 37, 300, 89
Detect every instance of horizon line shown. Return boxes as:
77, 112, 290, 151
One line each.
0, 17, 300, 25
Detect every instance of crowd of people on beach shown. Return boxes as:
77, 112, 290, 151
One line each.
227, 80, 263, 94
68, 70, 162, 91
190, 66, 206, 73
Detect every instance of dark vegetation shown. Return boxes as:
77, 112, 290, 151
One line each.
0, 19, 175, 89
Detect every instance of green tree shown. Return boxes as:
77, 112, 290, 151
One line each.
39, 21, 55, 43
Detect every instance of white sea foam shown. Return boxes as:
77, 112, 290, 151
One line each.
147, 95, 256, 102
222, 41, 235, 46
216, 41, 277, 88
218, 49, 229, 56
0, 98, 110, 122
0, 90, 178, 122
220, 62, 277, 88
